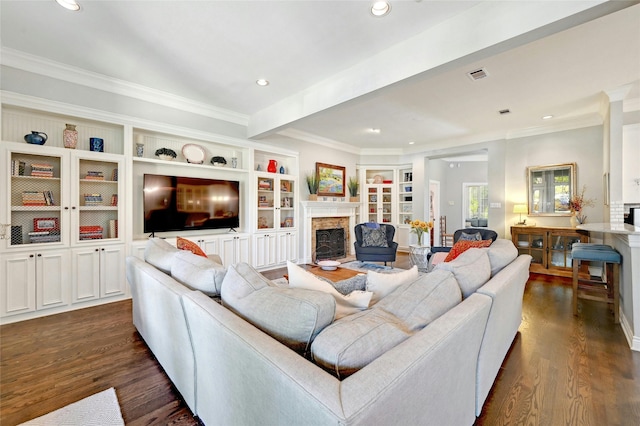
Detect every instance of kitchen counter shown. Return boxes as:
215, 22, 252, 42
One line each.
577, 222, 640, 235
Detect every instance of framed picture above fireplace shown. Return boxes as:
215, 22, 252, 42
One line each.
316, 162, 346, 197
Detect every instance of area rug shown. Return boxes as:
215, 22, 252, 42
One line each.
19, 387, 124, 426
340, 261, 405, 274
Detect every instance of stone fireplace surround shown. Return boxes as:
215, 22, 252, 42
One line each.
301, 201, 359, 264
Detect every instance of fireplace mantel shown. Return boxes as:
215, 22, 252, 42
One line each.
301, 201, 360, 264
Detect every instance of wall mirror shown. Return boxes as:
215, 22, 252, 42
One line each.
527, 163, 576, 215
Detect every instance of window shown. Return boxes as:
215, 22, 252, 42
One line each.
463, 182, 488, 227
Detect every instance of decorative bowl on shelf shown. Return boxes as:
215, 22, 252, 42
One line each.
366, 178, 375, 184
155, 148, 177, 161
317, 260, 340, 271
211, 156, 227, 166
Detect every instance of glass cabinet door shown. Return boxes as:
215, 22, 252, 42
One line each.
257, 175, 275, 230
8, 150, 64, 247
279, 178, 295, 229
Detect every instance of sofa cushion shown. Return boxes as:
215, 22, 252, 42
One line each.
366, 265, 419, 305
444, 239, 492, 262
436, 248, 491, 298
361, 225, 388, 247
177, 236, 207, 258
171, 250, 226, 296
311, 269, 461, 378
144, 237, 179, 274
221, 263, 335, 354
487, 239, 518, 276
287, 262, 372, 320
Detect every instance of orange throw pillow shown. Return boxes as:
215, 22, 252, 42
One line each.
176, 236, 207, 258
444, 239, 492, 262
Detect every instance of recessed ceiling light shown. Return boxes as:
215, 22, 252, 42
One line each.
370, 128, 381, 133
56, 0, 80, 11
542, 115, 554, 120
256, 79, 269, 86
371, 1, 391, 17
408, 141, 415, 145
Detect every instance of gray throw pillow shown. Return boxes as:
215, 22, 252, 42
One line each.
459, 231, 482, 241
361, 225, 388, 247
317, 274, 367, 295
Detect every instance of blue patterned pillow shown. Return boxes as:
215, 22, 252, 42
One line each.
361, 225, 388, 247
459, 231, 482, 241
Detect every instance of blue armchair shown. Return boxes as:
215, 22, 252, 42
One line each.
354, 223, 398, 267
431, 227, 498, 254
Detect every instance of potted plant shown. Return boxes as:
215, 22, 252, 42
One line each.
348, 176, 359, 202
306, 172, 319, 201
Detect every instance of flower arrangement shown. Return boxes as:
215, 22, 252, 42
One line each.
410, 219, 434, 246
569, 185, 594, 224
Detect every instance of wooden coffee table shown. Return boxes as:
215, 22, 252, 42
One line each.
299, 264, 362, 282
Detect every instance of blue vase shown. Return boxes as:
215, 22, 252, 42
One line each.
24, 131, 48, 145
279, 165, 285, 174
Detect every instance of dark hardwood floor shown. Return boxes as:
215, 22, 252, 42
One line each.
2, 254, 639, 425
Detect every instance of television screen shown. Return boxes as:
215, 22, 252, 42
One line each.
143, 174, 240, 233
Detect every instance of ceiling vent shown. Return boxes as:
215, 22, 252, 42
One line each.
467, 68, 488, 81
499, 109, 511, 115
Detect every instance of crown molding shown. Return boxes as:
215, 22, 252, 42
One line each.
1, 48, 249, 127
276, 128, 362, 155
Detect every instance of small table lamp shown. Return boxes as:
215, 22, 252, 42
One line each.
513, 204, 528, 225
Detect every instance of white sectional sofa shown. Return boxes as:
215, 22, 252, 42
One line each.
126, 238, 531, 425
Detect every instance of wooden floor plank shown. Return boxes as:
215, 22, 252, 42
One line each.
2, 258, 639, 425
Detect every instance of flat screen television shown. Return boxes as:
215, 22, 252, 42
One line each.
143, 174, 240, 233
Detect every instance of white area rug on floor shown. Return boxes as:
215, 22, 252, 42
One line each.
19, 387, 124, 426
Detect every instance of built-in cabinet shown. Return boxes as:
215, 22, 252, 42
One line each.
1, 107, 127, 323
0, 95, 302, 323
511, 226, 589, 277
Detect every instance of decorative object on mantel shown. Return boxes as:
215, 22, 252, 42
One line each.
155, 147, 177, 161
182, 144, 206, 164
410, 219, 433, 246
63, 123, 78, 149
569, 185, 594, 226
89, 137, 104, 152
348, 176, 359, 202
279, 165, 285, 174
513, 204, 528, 225
210, 156, 227, 166
135, 134, 145, 157
24, 131, 48, 145
267, 159, 278, 173
306, 172, 319, 201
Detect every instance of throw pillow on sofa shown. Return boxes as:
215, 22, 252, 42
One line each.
311, 269, 461, 378
221, 262, 335, 354
444, 239, 492, 262
171, 250, 226, 296
144, 237, 179, 275
287, 261, 372, 320
366, 265, 419, 305
176, 236, 207, 257
436, 248, 491, 298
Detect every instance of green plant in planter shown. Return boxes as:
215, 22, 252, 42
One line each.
347, 176, 359, 197
306, 172, 319, 195
154, 147, 177, 158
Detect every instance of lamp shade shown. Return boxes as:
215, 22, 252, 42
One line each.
513, 204, 528, 214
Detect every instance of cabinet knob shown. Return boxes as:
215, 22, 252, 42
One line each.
72, 206, 76, 210
64, 206, 69, 210
29, 254, 35, 258
37, 253, 42, 257
95, 248, 99, 252
101, 248, 105, 251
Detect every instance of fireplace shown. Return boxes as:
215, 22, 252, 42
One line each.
315, 228, 346, 260
302, 201, 359, 264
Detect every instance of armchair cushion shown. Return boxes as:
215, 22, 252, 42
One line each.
360, 226, 389, 247
458, 231, 482, 241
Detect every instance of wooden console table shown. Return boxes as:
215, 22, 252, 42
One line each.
511, 226, 589, 278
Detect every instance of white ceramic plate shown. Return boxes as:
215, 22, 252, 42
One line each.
317, 260, 340, 271
182, 144, 206, 164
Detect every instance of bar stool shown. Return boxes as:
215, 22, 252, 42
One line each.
571, 243, 621, 323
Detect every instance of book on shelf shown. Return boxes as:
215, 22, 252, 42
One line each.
22, 191, 55, 206
11, 160, 26, 176
79, 225, 104, 240
85, 171, 105, 180
111, 168, 118, 181
83, 193, 103, 206
110, 194, 118, 206
30, 163, 54, 178
108, 219, 118, 238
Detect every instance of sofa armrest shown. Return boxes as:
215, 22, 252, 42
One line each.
207, 253, 223, 265
474, 254, 532, 415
